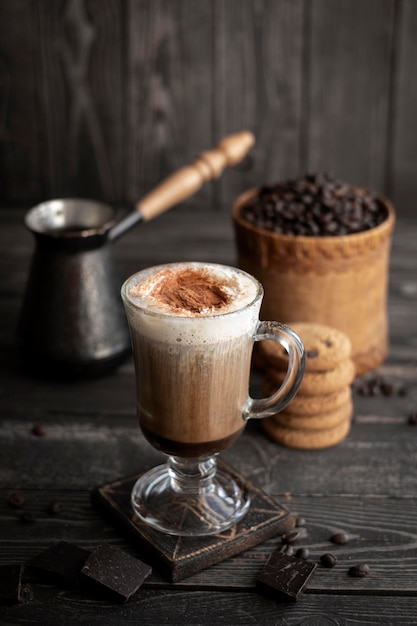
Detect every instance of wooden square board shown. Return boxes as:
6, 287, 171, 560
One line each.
91, 458, 295, 582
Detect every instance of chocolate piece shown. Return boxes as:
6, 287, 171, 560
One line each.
0, 564, 24, 605
81, 543, 151, 603
256, 549, 317, 601
27, 541, 90, 587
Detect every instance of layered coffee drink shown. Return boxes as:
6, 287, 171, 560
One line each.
122, 263, 262, 457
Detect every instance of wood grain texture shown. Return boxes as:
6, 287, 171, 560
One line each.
127, 0, 214, 207
0, 208, 416, 622
1, 591, 417, 625
390, 0, 417, 215
1, 1, 417, 216
0, 0, 43, 202
36, 0, 125, 202
212, 0, 304, 206
306, 0, 395, 192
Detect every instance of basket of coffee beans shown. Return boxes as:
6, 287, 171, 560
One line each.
232, 173, 395, 376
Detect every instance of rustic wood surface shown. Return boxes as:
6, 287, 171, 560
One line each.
1, 0, 417, 216
0, 205, 416, 624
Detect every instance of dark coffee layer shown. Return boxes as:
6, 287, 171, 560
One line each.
140, 421, 244, 458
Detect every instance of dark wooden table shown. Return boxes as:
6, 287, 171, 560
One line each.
1, 206, 416, 625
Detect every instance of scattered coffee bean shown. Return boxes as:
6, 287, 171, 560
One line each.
320, 553, 337, 568
19, 512, 35, 524
295, 548, 310, 559
354, 376, 406, 398
8, 492, 25, 508
407, 412, 417, 425
348, 563, 370, 577
47, 500, 62, 515
281, 530, 302, 545
330, 532, 349, 545
31, 424, 46, 437
240, 173, 386, 237
295, 517, 306, 527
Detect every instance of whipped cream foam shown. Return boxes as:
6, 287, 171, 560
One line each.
122, 263, 262, 343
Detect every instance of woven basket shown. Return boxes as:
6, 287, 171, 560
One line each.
232, 188, 395, 376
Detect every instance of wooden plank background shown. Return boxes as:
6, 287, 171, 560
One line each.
0, 0, 415, 216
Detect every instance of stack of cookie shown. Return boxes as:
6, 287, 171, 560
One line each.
258, 323, 355, 450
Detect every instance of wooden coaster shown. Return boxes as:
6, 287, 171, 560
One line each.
91, 458, 295, 582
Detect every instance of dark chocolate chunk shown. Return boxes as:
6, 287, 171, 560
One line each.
0, 564, 31, 605
81, 543, 152, 603
27, 541, 90, 587
256, 549, 317, 601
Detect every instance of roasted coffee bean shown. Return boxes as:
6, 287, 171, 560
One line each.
281, 530, 302, 544
407, 412, 417, 425
47, 500, 62, 515
320, 553, 337, 568
8, 492, 25, 508
295, 548, 310, 559
355, 376, 406, 398
241, 173, 386, 237
31, 424, 46, 437
348, 563, 370, 577
330, 532, 349, 545
380, 382, 395, 396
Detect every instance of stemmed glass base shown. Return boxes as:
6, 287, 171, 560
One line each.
131, 455, 250, 536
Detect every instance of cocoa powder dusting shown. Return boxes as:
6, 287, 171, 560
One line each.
152, 268, 231, 313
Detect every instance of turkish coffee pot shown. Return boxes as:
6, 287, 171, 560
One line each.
18, 131, 254, 378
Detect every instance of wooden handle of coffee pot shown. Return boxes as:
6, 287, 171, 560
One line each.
136, 131, 255, 221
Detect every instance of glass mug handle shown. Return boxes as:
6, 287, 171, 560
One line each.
244, 321, 305, 420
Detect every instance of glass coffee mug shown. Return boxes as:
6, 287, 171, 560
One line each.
121, 262, 305, 536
